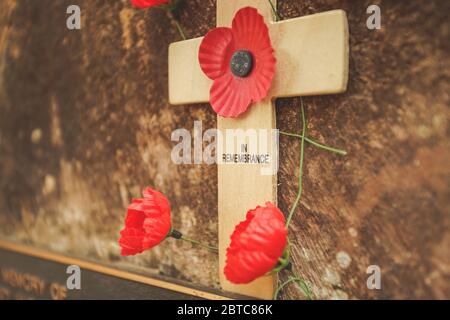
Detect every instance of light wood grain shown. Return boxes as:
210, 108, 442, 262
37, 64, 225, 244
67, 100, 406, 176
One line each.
169, 37, 210, 104
270, 10, 349, 97
215, 0, 281, 300
218, 96, 277, 300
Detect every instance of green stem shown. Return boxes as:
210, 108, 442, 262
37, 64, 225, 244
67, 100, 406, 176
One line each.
173, 18, 186, 40
285, 99, 307, 228
180, 236, 218, 252
161, 6, 186, 40
164, 7, 186, 40
270, 243, 291, 274
268, 0, 281, 21
279, 131, 347, 156
274, 277, 312, 300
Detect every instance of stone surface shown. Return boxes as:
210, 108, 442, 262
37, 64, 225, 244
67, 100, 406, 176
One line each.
0, 0, 449, 299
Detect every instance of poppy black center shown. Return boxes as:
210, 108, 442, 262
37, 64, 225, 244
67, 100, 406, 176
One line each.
230, 50, 253, 78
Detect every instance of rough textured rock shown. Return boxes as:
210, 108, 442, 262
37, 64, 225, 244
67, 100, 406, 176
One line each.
0, 0, 449, 299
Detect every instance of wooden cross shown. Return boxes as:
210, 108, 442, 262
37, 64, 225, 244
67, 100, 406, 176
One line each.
168, 0, 348, 299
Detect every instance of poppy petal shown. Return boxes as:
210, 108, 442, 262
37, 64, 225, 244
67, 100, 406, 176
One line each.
142, 211, 171, 249
124, 199, 146, 229
224, 203, 287, 284
231, 7, 276, 102
143, 187, 171, 216
199, 27, 235, 80
232, 7, 271, 53
118, 187, 172, 256
131, 0, 168, 9
210, 73, 252, 117
119, 228, 146, 256
198, 7, 276, 118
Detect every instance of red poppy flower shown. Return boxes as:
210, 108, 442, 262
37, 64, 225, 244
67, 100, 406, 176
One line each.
131, 0, 169, 9
198, 7, 276, 118
224, 202, 288, 284
118, 187, 172, 256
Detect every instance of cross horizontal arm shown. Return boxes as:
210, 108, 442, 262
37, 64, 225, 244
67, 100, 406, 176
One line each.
168, 10, 348, 105
270, 10, 349, 97
168, 37, 210, 105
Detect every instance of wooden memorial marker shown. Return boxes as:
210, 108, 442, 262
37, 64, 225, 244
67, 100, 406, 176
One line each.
168, 0, 349, 299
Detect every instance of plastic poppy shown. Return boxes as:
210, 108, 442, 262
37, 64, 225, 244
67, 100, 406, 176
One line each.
224, 202, 288, 284
198, 7, 276, 118
119, 187, 172, 256
131, 0, 169, 9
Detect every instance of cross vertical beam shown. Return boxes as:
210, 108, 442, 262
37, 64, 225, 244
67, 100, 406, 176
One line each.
215, 1, 277, 300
